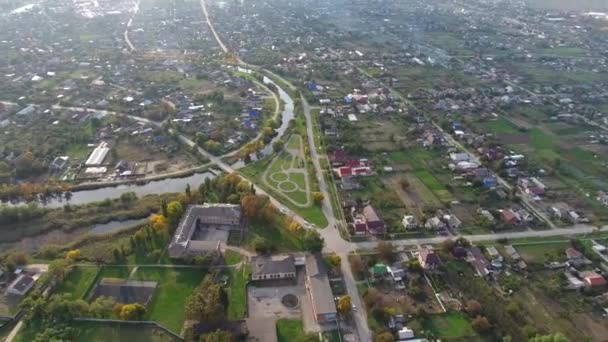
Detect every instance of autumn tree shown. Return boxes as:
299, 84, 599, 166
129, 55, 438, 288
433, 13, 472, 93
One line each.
465, 299, 482, 316
375, 332, 395, 342
471, 315, 491, 333
337, 295, 352, 313
327, 253, 341, 268
377, 241, 395, 262
4, 251, 28, 272
312, 192, 324, 206
66, 249, 81, 261
149, 214, 168, 233
116, 303, 146, 320
47, 258, 74, 284
349, 255, 367, 279
167, 201, 184, 225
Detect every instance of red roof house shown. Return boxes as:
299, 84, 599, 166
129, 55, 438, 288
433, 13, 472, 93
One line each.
582, 271, 607, 287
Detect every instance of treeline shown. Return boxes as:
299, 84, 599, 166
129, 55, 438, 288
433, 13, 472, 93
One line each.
0, 180, 71, 203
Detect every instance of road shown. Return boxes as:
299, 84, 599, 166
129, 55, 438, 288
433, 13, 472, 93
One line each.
124, 0, 141, 51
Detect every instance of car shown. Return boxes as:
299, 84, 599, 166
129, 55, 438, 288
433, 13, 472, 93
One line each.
279, 207, 287, 214
351, 304, 357, 312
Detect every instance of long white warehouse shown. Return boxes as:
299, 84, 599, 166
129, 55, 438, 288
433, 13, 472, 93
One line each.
85, 142, 110, 166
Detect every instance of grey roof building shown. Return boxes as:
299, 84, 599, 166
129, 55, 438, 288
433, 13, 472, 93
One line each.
5, 274, 35, 296
169, 204, 243, 258
251, 255, 296, 281
305, 254, 337, 323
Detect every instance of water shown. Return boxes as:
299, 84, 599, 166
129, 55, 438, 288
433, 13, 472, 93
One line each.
16, 172, 215, 208
89, 217, 148, 235
260, 76, 295, 156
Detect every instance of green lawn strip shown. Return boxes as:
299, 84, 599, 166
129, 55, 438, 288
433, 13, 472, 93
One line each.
485, 117, 520, 134
131, 267, 206, 333
287, 135, 301, 149
99, 266, 133, 280
70, 321, 180, 342
55, 266, 100, 299
423, 312, 477, 339
226, 264, 250, 320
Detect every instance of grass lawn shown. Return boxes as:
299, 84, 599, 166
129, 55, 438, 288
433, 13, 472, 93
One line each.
224, 250, 242, 266
276, 319, 319, 342
226, 265, 250, 320
514, 242, 570, 263
131, 267, 206, 333
389, 151, 409, 163
71, 321, 180, 342
245, 222, 304, 252
423, 312, 476, 339
55, 266, 100, 299
99, 266, 133, 280
485, 117, 519, 134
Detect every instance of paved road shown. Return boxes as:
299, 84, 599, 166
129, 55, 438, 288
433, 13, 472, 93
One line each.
124, 0, 141, 51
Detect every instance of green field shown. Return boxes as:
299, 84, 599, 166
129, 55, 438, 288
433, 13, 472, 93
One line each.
55, 266, 100, 300
224, 250, 242, 266
131, 267, 206, 333
276, 319, 319, 342
423, 312, 477, 339
71, 321, 179, 342
226, 265, 250, 320
414, 170, 454, 203
514, 242, 569, 263
244, 222, 304, 252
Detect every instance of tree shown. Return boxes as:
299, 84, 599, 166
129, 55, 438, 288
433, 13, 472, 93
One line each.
186, 183, 192, 198
200, 329, 234, 342
252, 237, 274, 254
272, 139, 284, 153
375, 332, 395, 342
48, 258, 74, 284
89, 296, 116, 318
118, 303, 146, 320
66, 249, 81, 261
377, 241, 395, 262
471, 315, 491, 333
337, 295, 352, 313
407, 259, 423, 273
4, 251, 28, 272
167, 201, 184, 224
350, 255, 367, 278
327, 253, 341, 268
302, 230, 324, 252
185, 279, 227, 325
149, 214, 168, 233
312, 192, 324, 206
465, 299, 482, 316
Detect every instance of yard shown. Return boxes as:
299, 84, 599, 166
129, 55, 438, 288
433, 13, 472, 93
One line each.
514, 242, 570, 264
71, 321, 180, 342
55, 266, 100, 300
226, 264, 250, 320
130, 267, 206, 333
422, 312, 477, 340
276, 319, 318, 342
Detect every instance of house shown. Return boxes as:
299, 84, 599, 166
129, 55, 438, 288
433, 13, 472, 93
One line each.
353, 219, 368, 235
328, 149, 350, 167
450, 152, 470, 162
418, 247, 440, 270
501, 209, 519, 226
305, 254, 338, 323
168, 204, 243, 258
467, 247, 491, 278
486, 246, 502, 261
424, 217, 446, 230
597, 191, 608, 206
565, 248, 584, 261
398, 327, 415, 340
5, 274, 35, 296
388, 315, 406, 330
85, 141, 110, 166
581, 271, 607, 288
479, 209, 495, 223
341, 177, 361, 191
50, 156, 69, 171
371, 263, 389, 279
402, 215, 418, 229
251, 255, 296, 281
363, 205, 386, 235
443, 215, 462, 229
387, 265, 406, 283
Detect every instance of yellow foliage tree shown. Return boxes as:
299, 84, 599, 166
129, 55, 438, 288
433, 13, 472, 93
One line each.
66, 249, 81, 261
149, 214, 168, 233
337, 295, 352, 313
